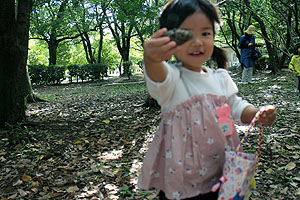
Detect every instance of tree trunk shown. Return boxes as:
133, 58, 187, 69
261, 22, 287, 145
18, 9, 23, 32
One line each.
82, 32, 96, 64
97, 25, 104, 64
17, 0, 37, 103
0, 0, 33, 128
48, 37, 59, 65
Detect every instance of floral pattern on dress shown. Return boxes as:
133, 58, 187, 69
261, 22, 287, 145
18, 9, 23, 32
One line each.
138, 94, 240, 199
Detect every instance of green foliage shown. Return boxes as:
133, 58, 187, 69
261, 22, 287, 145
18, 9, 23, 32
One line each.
87, 63, 108, 80
28, 65, 66, 85
98, 37, 122, 70
56, 41, 72, 66
67, 64, 107, 83
29, 63, 108, 85
28, 0, 299, 74
119, 186, 133, 197
27, 40, 48, 65
67, 64, 80, 83
4, 122, 30, 145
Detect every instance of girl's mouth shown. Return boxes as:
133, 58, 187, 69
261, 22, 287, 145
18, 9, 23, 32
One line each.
190, 52, 203, 56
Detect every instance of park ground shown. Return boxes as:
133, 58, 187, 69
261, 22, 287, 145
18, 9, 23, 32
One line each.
0, 68, 300, 200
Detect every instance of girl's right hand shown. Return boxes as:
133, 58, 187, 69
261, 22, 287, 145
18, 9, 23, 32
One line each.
143, 28, 179, 65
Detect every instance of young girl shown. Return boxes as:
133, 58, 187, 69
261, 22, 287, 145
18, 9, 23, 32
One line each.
137, 0, 277, 199
288, 43, 300, 96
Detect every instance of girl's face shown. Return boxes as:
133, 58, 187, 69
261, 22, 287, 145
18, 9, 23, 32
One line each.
175, 12, 214, 72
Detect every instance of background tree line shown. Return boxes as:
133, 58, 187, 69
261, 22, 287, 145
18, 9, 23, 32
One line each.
1, 0, 299, 127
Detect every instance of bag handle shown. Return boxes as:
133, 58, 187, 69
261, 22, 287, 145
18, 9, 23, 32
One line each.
224, 106, 266, 175
211, 107, 266, 192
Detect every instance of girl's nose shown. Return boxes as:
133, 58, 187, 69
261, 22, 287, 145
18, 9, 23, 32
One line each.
191, 36, 203, 46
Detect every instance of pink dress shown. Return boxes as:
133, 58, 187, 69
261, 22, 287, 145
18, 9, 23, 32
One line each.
138, 67, 242, 200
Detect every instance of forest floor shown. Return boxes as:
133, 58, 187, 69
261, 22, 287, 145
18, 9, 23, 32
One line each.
0, 68, 300, 200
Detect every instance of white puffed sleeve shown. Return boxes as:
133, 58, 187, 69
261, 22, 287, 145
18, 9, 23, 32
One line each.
216, 69, 253, 122
144, 62, 180, 106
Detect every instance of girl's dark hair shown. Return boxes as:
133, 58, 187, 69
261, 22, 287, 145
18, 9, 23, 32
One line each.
159, 0, 227, 69
293, 43, 300, 55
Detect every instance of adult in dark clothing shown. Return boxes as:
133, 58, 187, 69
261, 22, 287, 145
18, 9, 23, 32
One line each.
238, 25, 256, 84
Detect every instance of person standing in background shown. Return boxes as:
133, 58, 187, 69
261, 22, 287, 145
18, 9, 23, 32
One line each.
288, 43, 300, 96
238, 25, 256, 84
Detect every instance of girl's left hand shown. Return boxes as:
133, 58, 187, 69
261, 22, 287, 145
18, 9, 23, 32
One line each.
259, 105, 277, 126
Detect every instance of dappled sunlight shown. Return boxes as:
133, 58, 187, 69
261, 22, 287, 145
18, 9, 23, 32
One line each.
139, 130, 156, 155
99, 149, 123, 161
75, 183, 104, 199
26, 106, 54, 116
235, 124, 250, 134
235, 123, 261, 137
130, 159, 143, 186
104, 184, 119, 200
269, 85, 282, 90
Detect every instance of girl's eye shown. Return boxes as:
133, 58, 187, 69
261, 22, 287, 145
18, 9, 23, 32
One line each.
202, 32, 212, 36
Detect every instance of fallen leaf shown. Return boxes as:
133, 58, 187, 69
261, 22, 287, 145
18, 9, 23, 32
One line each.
31, 181, 39, 187
22, 174, 32, 182
102, 120, 110, 124
266, 168, 273, 174
297, 188, 300, 196
281, 187, 288, 194
0, 156, 6, 162
294, 177, 300, 182
113, 168, 121, 175
66, 185, 79, 193
43, 186, 49, 192
49, 193, 61, 198
286, 145, 295, 150
18, 189, 27, 197
31, 188, 38, 193
84, 139, 89, 143
100, 168, 114, 177
13, 179, 23, 186
286, 162, 296, 171
7, 194, 17, 199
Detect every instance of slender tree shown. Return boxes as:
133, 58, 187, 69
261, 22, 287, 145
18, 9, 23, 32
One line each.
104, 1, 134, 77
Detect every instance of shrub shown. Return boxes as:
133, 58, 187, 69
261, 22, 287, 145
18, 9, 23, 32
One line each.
67, 64, 80, 83
28, 65, 45, 85
28, 65, 66, 85
67, 63, 107, 82
88, 63, 108, 80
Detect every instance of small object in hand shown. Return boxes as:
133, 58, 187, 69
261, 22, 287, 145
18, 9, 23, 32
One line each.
162, 29, 193, 45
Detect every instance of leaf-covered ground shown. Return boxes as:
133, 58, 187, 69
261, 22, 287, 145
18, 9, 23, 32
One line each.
0, 69, 299, 200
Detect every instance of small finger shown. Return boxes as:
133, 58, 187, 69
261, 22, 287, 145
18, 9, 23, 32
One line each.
151, 28, 168, 39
